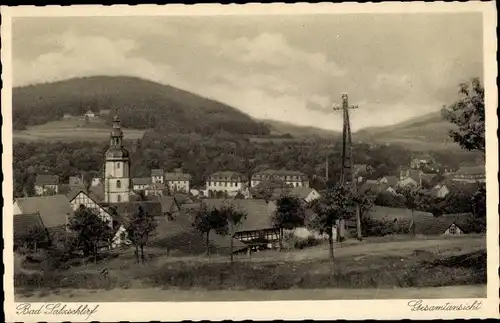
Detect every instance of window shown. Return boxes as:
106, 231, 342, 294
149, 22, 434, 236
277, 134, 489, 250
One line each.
117, 195, 121, 202
117, 180, 121, 188
117, 162, 121, 169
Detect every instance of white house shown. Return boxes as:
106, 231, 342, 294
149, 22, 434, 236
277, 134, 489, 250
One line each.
289, 187, 321, 203
251, 169, 309, 188
430, 184, 450, 198
206, 171, 247, 197
151, 169, 164, 184
66, 189, 114, 225
34, 175, 60, 196
165, 168, 191, 193
132, 177, 150, 191
84, 110, 96, 119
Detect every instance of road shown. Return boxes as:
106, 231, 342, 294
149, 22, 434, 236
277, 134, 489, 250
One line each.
17, 285, 486, 302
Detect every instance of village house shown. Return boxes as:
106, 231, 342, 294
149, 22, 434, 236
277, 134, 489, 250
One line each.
91, 177, 102, 187
151, 169, 165, 184
429, 184, 451, 198
34, 175, 60, 196
206, 171, 248, 197
14, 212, 50, 250
412, 213, 472, 236
13, 195, 74, 232
378, 175, 399, 188
410, 155, 435, 170
398, 168, 424, 188
165, 168, 191, 193
452, 166, 486, 183
132, 177, 150, 191
84, 109, 96, 119
203, 199, 280, 250
353, 164, 374, 182
145, 182, 166, 197
69, 175, 85, 188
66, 189, 114, 225
289, 187, 321, 203
251, 169, 309, 188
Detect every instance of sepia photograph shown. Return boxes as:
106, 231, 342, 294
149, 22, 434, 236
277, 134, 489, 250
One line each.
1, 2, 498, 321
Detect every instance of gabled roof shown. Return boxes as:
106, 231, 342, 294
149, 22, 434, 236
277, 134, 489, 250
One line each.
289, 187, 317, 200
368, 206, 433, 223
381, 176, 399, 187
35, 174, 59, 186
202, 199, 276, 232
151, 215, 247, 255
252, 169, 307, 178
151, 169, 164, 176
14, 195, 73, 228
174, 193, 193, 205
14, 213, 46, 240
105, 201, 163, 218
208, 171, 246, 181
165, 172, 191, 181
158, 196, 181, 214
358, 181, 388, 195
132, 177, 151, 185
413, 213, 473, 235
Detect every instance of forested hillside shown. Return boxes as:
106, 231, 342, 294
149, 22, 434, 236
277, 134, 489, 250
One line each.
13, 76, 270, 136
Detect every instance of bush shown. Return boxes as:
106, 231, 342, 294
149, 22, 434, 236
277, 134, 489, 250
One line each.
361, 216, 411, 237
283, 232, 322, 250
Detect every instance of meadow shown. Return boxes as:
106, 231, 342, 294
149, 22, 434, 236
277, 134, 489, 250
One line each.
13, 118, 145, 142
15, 235, 487, 301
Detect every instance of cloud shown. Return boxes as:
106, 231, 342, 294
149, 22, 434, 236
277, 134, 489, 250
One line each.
218, 32, 345, 77
14, 32, 186, 88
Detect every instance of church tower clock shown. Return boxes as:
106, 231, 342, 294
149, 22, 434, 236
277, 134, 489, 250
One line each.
104, 113, 130, 203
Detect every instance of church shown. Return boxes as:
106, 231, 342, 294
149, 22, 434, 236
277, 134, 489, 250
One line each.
104, 114, 132, 203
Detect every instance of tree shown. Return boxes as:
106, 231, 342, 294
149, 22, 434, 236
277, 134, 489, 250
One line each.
234, 192, 245, 199
253, 179, 291, 203
217, 205, 247, 263
193, 205, 228, 257
441, 77, 485, 154
308, 185, 356, 265
397, 186, 425, 236
271, 195, 306, 251
353, 190, 375, 225
125, 206, 158, 264
68, 205, 114, 259
14, 225, 50, 252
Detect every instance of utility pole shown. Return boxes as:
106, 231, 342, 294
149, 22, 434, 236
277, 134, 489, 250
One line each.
333, 93, 362, 241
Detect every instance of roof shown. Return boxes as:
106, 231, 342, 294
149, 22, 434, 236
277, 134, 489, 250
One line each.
444, 180, 481, 195
174, 193, 193, 205
158, 196, 181, 214
35, 174, 59, 186
413, 213, 473, 235
455, 166, 486, 176
382, 176, 399, 187
147, 183, 165, 190
421, 173, 437, 183
359, 181, 389, 195
208, 171, 246, 181
105, 147, 129, 159
14, 213, 46, 239
105, 201, 163, 218
165, 172, 191, 181
132, 177, 151, 185
289, 187, 317, 200
151, 169, 164, 176
14, 195, 73, 228
151, 216, 247, 255
202, 199, 276, 232
252, 169, 307, 178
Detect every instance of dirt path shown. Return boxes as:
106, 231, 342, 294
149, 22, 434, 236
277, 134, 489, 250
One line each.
17, 285, 486, 302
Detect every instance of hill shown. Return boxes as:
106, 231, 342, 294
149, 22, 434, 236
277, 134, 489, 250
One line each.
262, 119, 341, 139
12, 76, 270, 136
354, 111, 460, 151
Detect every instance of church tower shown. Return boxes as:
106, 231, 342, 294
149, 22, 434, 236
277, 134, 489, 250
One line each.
104, 113, 131, 203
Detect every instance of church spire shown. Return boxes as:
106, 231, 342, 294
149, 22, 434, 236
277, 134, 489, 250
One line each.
110, 110, 123, 147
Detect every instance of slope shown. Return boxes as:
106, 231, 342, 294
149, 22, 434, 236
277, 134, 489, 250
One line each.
12, 76, 270, 136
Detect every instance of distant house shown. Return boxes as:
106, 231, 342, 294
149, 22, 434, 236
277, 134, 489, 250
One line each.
34, 175, 60, 196
132, 177, 150, 191
398, 168, 423, 188
203, 199, 280, 250
14, 212, 50, 250
410, 155, 435, 169
412, 213, 472, 236
206, 171, 248, 197
145, 182, 165, 197
429, 184, 451, 198
13, 195, 74, 231
353, 164, 374, 180
151, 169, 164, 184
251, 169, 309, 188
63, 113, 73, 120
288, 187, 321, 203
452, 166, 486, 183
84, 110, 96, 119
165, 168, 191, 194
378, 176, 399, 188
91, 177, 102, 187
158, 196, 182, 219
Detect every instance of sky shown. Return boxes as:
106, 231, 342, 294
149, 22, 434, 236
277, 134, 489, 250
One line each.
12, 13, 483, 131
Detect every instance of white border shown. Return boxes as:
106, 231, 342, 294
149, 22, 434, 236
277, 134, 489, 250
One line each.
1, 2, 498, 321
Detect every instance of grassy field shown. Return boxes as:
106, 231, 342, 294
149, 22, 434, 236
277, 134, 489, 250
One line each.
13, 118, 145, 142
14, 235, 486, 301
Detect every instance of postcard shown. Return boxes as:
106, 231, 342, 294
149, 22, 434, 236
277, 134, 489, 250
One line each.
1, 2, 498, 321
